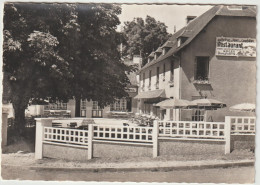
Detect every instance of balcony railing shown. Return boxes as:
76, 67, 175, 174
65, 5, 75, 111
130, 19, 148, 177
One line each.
193, 77, 210, 85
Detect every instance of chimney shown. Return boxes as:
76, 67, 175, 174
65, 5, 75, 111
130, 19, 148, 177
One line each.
186, 16, 196, 24
133, 55, 142, 69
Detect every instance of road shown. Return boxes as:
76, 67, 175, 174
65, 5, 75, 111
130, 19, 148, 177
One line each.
1, 165, 254, 183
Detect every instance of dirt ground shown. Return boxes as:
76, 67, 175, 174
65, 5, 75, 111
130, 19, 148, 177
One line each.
1, 138, 255, 169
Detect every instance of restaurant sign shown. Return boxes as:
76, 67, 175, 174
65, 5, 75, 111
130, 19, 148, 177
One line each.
216, 37, 256, 57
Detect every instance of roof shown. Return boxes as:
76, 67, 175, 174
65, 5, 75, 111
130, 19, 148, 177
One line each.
162, 41, 174, 48
155, 47, 163, 53
140, 5, 256, 72
148, 52, 155, 58
134, 89, 166, 99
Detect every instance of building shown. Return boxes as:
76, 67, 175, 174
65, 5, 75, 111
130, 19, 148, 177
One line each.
135, 5, 256, 122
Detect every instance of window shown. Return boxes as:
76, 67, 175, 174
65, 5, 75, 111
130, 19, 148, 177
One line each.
195, 57, 209, 81
156, 67, 159, 82
110, 98, 127, 111
92, 101, 100, 110
163, 63, 166, 80
192, 110, 205, 121
170, 60, 174, 82
121, 99, 127, 111
163, 48, 170, 55
156, 67, 159, 89
149, 70, 152, 89
177, 37, 188, 47
115, 100, 120, 110
44, 101, 67, 110
142, 72, 145, 88
80, 99, 87, 117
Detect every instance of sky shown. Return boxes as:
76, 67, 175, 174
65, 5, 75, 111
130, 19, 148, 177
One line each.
118, 4, 213, 34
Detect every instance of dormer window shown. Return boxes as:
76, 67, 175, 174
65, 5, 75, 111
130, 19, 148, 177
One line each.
177, 37, 188, 47
163, 47, 170, 55
162, 41, 173, 55
148, 52, 155, 63
154, 47, 162, 60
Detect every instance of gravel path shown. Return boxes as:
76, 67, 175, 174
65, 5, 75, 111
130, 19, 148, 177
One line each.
1, 138, 255, 169
2, 150, 254, 169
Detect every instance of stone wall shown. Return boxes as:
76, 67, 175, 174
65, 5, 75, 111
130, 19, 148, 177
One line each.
43, 143, 88, 161
231, 135, 255, 151
93, 141, 153, 159
159, 138, 225, 156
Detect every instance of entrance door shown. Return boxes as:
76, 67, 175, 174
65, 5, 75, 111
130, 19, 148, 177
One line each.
127, 98, 132, 112
92, 101, 103, 118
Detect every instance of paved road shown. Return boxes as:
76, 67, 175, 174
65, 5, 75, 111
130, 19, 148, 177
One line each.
1, 165, 254, 183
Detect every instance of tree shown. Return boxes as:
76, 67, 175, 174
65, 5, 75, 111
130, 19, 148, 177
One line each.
54, 4, 135, 116
3, 3, 134, 135
122, 16, 172, 66
3, 3, 72, 135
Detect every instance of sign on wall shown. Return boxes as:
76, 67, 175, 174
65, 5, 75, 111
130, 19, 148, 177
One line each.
216, 37, 256, 57
125, 87, 137, 93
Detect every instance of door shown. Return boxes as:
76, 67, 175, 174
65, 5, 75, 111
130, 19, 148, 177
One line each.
127, 97, 132, 112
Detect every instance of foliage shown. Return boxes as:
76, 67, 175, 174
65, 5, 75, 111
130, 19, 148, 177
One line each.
122, 16, 171, 66
3, 3, 134, 134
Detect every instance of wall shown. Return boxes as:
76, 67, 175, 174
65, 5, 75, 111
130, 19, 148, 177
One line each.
67, 99, 76, 118
140, 57, 179, 99
159, 138, 225, 155
180, 16, 256, 122
231, 135, 255, 151
139, 56, 181, 119
43, 143, 88, 161
93, 141, 153, 158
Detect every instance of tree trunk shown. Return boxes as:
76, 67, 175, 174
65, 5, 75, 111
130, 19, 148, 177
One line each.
13, 104, 27, 137
75, 97, 81, 117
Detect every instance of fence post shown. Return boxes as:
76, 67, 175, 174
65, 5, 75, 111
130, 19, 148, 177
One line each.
2, 111, 8, 147
225, 116, 231, 154
153, 120, 159, 158
88, 124, 93, 160
35, 119, 44, 159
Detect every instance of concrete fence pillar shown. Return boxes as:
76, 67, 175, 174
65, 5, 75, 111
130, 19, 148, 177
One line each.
88, 124, 93, 160
2, 112, 8, 147
225, 116, 231, 154
35, 119, 45, 159
153, 120, 159, 158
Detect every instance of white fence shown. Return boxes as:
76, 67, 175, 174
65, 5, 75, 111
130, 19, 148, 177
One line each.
93, 125, 153, 143
35, 116, 256, 160
44, 127, 88, 146
158, 121, 225, 139
228, 116, 255, 135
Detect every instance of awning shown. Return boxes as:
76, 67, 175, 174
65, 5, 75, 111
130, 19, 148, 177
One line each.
134, 89, 166, 99
156, 98, 197, 109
